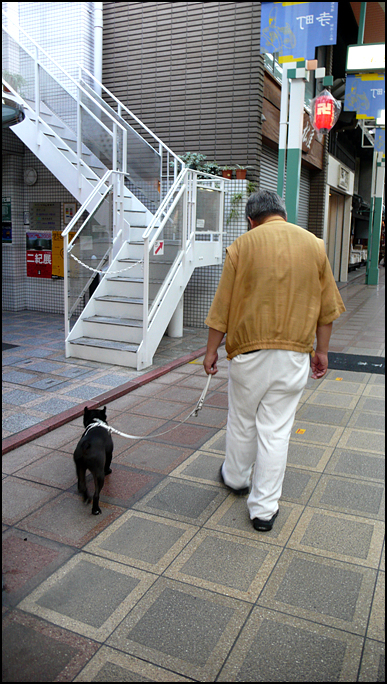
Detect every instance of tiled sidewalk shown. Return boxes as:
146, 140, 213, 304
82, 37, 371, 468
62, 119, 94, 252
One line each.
2, 267, 385, 682
2, 354, 385, 681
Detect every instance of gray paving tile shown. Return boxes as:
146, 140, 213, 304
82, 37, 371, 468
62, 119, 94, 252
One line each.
18, 553, 157, 642
165, 528, 281, 601
325, 449, 385, 482
3, 389, 42, 405
348, 411, 385, 431
74, 647, 192, 682
287, 443, 333, 471
282, 468, 321, 504
32, 397, 79, 414
133, 478, 228, 525
3, 370, 39, 384
291, 421, 343, 447
337, 428, 385, 454
170, 451, 224, 485
288, 509, 384, 567
358, 639, 386, 683
14, 360, 65, 373
61, 385, 106, 400
258, 549, 376, 634
296, 403, 351, 427
218, 607, 363, 682
107, 577, 250, 681
30, 377, 71, 390
2, 413, 45, 434
84, 511, 198, 573
309, 476, 384, 518
2, 477, 61, 526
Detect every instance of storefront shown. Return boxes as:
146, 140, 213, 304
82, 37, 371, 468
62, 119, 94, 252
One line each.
325, 155, 355, 282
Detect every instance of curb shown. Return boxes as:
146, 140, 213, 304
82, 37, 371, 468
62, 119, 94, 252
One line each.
2, 346, 207, 455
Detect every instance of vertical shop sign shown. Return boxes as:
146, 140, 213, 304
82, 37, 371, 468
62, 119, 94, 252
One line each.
52, 230, 76, 277
26, 232, 52, 278
2, 197, 12, 243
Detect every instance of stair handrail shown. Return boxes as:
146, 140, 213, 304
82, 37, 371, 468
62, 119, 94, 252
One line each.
80, 66, 184, 173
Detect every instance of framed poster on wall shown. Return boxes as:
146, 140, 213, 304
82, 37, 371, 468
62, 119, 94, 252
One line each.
26, 232, 52, 278
63, 202, 77, 225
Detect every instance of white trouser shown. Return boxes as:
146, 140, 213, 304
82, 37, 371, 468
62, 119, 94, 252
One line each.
223, 349, 310, 521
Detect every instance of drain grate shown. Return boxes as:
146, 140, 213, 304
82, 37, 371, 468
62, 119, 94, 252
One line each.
328, 352, 385, 375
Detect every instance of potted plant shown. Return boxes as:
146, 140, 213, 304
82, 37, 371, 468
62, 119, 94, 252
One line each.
226, 192, 243, 225
176, 153, 221, 176
221, 166, 233, 179
235, 164, 254, 180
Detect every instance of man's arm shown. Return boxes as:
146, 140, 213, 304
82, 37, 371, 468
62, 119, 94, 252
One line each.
203, 328, 225, 375
311, 322, 332, 379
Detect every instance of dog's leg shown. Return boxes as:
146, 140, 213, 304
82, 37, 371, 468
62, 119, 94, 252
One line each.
104, 448, 113, 475
91, 473, 104, 515
76, 463, 91, 504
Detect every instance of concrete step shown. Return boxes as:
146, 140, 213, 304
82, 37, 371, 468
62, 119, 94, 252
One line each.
94, 294, 149, 317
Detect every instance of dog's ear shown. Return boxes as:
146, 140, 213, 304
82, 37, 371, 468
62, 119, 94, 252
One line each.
102, 406, 107, 420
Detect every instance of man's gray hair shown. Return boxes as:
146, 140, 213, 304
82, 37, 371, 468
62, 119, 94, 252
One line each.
245, 190, 287, 223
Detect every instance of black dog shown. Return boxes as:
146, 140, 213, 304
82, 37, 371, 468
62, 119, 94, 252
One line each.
73, 406, 113, 515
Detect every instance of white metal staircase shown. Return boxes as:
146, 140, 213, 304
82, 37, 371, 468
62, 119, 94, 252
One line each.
2, 13, 224, 370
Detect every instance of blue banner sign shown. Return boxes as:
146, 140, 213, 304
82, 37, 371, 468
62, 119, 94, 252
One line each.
374, 129, 385, 153
344, 74, 385, 119
261, 2, 338, 60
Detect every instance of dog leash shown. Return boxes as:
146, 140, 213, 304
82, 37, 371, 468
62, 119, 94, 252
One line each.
89, 374, 213, 440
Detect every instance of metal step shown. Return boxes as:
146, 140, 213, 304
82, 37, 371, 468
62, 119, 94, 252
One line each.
82, 315, 142, 327
70, 336, 139, 351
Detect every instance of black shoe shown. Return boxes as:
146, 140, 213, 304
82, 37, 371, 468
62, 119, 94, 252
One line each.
252, 509, 279, 532
219, 465, 249, 496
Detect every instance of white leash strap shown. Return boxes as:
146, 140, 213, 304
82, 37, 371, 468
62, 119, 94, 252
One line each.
90, 374, 213, 440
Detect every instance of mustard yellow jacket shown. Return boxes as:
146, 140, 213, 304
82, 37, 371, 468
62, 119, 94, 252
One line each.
205, 217, 346, 359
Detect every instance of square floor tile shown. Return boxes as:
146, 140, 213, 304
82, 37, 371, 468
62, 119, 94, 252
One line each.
287, 443, 333, 471
2, 611, 99, 683
148, 421, 218, 450
336, 428, 385, 454
84, 511, 198, 573
170, 451, 224, 485
2, 528, 75, 607
16, 492, 125, 548
133, 477, 228, 525
308, 475, 384, 519
205, 497, 304, 547
296, 403, 352, 427
115, 440, 193, 474
307, 390, 361, 410
164, 528, 281, 602
2, 413, 44, 435
107, 577, 251, 681
2, 477, 61, 526
2, 443, 52, 475
324, 449, 385, 482
2, 370, 39, 384
281, 468, 321, 505
16, 451, 77, 489
75, 464, 165, 509
74, 647, 192, 682
288, 509, 384, 567
18, 553, 157, 641
348, 411, 385, 431
3, 389, 42, 405
317, 379, 366, 395
290, 421, 344, 447
358, 639, 385, 683
217, 606, 363, 682
366, 571, 385, 642
258, 549, 376, 634
200, 430, 226, 453
129, 397, 190, 420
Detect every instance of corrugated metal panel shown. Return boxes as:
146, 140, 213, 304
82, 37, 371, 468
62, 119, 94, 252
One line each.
102, 2, 263, 181
260, 146, 310, 230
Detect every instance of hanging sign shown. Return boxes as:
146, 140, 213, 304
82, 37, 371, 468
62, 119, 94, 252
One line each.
52, 230, 76, 278
344, 73, 385, 120
2, 196, 12, 243
261, 2, 338, 60
374, 129, 385, 154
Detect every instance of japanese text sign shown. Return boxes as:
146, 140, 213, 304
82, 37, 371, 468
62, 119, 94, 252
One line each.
344, 73, 385, 120
261, 2, 338, 60
26, 231, 52, 278
374, 129, 385, 154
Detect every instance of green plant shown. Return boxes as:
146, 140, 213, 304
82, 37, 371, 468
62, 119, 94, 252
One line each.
174, 153, 221, 176
235, 164, 254, 170
227, 191, 243, 225
2, 70, 27, 96
247, 181, 257, 196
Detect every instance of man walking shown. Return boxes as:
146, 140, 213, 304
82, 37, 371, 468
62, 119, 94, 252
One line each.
203, 190, 345, 532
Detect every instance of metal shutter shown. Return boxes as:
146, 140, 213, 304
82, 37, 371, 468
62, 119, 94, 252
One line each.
260, 145, 310, 230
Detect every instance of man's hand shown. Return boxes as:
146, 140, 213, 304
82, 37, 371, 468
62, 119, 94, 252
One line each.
203, 328, 224, 375
311, 351, 328, 379
204, 350, 219, 375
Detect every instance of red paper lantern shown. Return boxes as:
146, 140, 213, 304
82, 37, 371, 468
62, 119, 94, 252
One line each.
313, 93, 335, 134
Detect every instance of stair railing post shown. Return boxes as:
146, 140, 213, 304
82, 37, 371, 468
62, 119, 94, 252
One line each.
77, 67, 82, 190
63, 233, 70, 357
219, 177, 225, 259
142, 236, 150, 365
159, 143, 163, 202
34, 46, 40, 132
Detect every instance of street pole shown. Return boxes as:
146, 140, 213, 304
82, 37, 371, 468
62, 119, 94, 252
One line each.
285, 66, 306, 224
366, 152, 385, 285
277, 62, 291, 198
